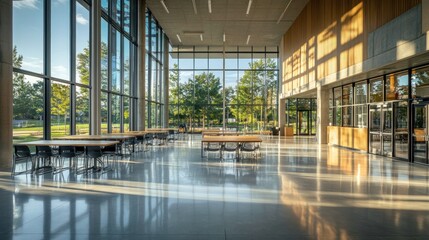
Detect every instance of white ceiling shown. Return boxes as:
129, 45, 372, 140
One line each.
146, 0, 309, 47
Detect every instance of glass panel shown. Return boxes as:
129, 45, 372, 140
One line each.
13, 0, 44, 74
412, 66, 429, 98
51, 0, 70, 80
111, 94, 121, 132
179, 53, 193, 69
209, 52, 223, 70
369, 105, 381, 132
335, 107, 342, 126
51, 82, 71, 138
382, 134, 392, 156
101, 0, 108, 13
385, 71, 408, 100
170, 52, 178, 69
195, 52, 208, 69
383, 103, 392, 133
123, 0, 130, 33
239, 53, 252, 69
355, 81, 367, 104
370, 78, 383, 102
111, 29, 121, 93
342, 106, 352, 126
124, 97, 130, 132
225, 53, 238, 69
342, 85, 353, 105
13, 74, 44, 143
369, 133, 381, 154
413, 105, 427, 164
266, 53, 278, 69
101, 92, 108, 133
394, 101, 408, 159
101, 19, 109, 90
298, 111, 309, 135
76, 86, 90, 135
76, 2, 90, 85
112, 0, 121, 23
123, 38, 130, 95
354, 105, 367, 128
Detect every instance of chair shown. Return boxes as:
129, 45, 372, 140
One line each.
86, 146, 107, 172
58, 146, 82, 172
145, 133, 154, 146
240, 143, 260, 160
124, 137, 137, 154
12, 145, 35, 175
167, 130, 176, 142
222, 142, 239, 160
204, 142, 222, 158
35, 146, 58, 174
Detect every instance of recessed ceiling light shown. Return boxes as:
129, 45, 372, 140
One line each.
277, 0, 293, 24
246, 35, 251, 45
192, 0, 197, 14
246, 0, 252, 15
208, 0, 212, 13
223, 33, 226, 42
200, 34, 203, 41
160, 0, 170, 14
176, 34, 182, 43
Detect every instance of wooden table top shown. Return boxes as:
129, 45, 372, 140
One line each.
15, 140, 119, 147
202, 135, 262, 143
57, 134, 136, 140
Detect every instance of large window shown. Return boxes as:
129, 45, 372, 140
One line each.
146, 10, 166, 128
169, 46, 279, 132
12, 0, 137, 141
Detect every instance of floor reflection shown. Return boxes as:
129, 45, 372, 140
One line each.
0, 136, 429, 239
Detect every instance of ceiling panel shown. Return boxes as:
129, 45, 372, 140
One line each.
147, 0, 309, 47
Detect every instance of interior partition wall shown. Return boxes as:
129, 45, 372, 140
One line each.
12, 0, 138, 142
168, 46, 279, 132
326, 66, 429, 163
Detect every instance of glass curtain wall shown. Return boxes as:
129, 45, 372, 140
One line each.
285, 99, 317, 135
145, 10, 166, 128
12, 0, 137, 142
169, 46, 279, 132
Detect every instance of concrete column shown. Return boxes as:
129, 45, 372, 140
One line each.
278, 99, 286, 136
137, 0, 146, 130
317, 83, 329, 144
278, 36, 285, 136
90, 0, 101, 135
0, 0, 13, 172
163, 34, 169, 128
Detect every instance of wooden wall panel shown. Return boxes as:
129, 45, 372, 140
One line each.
328, 126, 368, 151
282, 0, 420, 96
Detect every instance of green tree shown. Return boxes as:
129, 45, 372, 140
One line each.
231, 58, 277, 130
13, 46, 43, 121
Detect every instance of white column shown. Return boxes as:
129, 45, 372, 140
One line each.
163, 34, 169, 127
137, 0, 146, 130
90, 0, 101, 134
278, 36, 285, 135
317, 83, 329, 144
0, 0, 13, 171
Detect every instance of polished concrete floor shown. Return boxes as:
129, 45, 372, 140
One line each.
1, 135, 429, 239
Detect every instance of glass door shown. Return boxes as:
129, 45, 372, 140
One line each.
369, 105, 382, 154
413, 103, 428, 164
382, 103, 393, 156
298, 110, 309, 135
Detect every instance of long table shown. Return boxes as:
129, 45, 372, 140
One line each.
201, 135, 263, 159
15, 140, 120, 172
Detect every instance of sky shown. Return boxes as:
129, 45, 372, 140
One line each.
13, 0, 89, 82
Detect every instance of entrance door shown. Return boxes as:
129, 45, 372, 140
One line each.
413, 103, 428, 164
369, 104, 393, 156
298, 110, 309, 135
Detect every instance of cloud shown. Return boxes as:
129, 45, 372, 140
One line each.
76, 14, 89, 25
13, 0, 38, 9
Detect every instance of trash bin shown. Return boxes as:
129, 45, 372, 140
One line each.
272, 127, 280, 136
